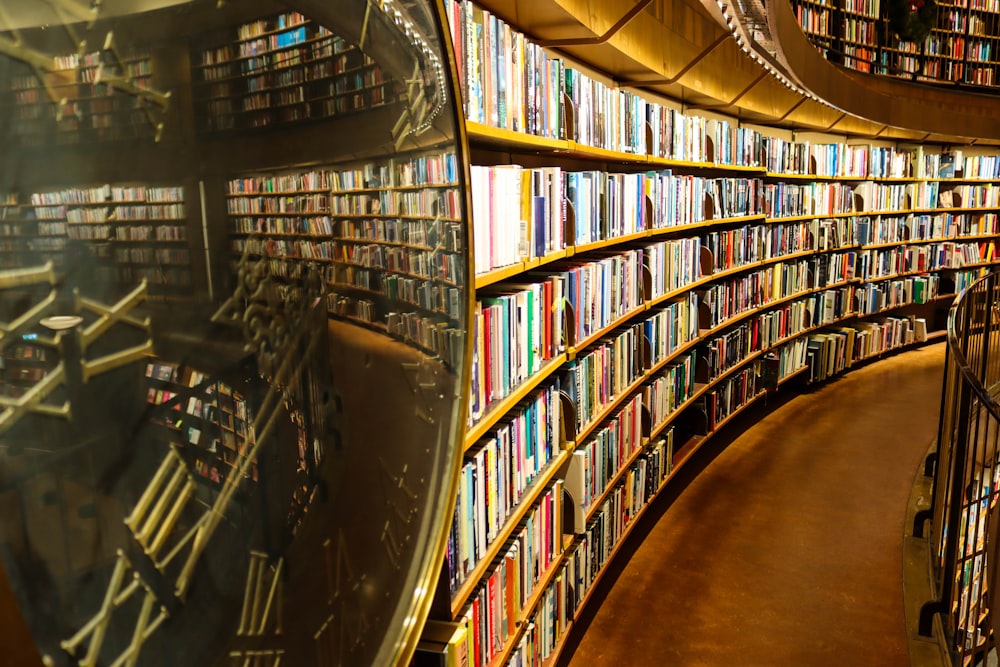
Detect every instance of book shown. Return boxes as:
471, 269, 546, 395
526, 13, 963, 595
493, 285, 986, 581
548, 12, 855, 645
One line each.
421, 620, 470, 667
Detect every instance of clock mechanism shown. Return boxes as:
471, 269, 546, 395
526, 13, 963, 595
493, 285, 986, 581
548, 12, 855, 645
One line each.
0, 0, 471, 665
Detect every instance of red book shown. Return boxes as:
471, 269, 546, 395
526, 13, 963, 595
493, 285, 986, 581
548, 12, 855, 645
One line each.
542, 279, 553, 359
483, 305, 493, 404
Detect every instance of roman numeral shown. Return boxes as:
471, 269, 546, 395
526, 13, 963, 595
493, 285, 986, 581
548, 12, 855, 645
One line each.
61, 550, 168, 667
228, 650, 285, 667
313, 614, 344, 667
323, 531, 360, 604
400, 359, 442, 425
379, 457, 419, 571
312, 607, 371, 667
238, 552, 284, 637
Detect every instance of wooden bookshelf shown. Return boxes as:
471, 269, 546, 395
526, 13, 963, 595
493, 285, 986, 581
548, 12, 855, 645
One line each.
191, 15, 402, 133
0, 51, 157, 146
432, 3, 1000, 659
225, 149, 465, 368
0, 183, 191, 295
144, 360, 259, 486
791, 0, 1000, 91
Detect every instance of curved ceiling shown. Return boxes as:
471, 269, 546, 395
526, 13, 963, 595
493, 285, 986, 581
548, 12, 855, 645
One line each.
484, 0, 1000, 145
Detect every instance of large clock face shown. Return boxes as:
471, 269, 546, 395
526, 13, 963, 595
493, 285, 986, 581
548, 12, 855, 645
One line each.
0, 1, 470, 666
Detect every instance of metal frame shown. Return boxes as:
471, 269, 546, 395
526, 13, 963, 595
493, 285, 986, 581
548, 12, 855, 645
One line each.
921, 271, 1000, 664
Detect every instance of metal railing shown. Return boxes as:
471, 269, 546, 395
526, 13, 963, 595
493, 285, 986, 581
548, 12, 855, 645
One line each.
921, 271, 1000, 664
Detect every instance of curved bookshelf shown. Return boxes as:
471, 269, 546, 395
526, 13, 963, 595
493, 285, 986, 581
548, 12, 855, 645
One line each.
431, 3, 1000, 663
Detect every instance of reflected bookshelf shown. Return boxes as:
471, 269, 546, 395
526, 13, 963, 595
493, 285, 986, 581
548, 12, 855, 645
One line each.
192, 11, 402, 133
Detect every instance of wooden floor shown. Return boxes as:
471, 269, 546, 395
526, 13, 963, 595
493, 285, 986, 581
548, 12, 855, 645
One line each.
560, 343, 946, 667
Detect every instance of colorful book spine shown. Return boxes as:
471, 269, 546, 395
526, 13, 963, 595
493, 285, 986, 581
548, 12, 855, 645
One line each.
450, 382, 562, 594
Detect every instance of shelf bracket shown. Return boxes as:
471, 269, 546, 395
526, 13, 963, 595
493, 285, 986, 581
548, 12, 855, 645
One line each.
824, 112, 848, 132
777, 97, 807, 121
535, 0, 655, 48
912, 507, 931, 538
686, 70, 767, 111
616, 33, 729, 87
918, 598, 946, 637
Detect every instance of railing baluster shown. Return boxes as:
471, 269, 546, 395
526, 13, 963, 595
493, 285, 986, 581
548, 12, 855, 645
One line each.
924, 272, 1000, 660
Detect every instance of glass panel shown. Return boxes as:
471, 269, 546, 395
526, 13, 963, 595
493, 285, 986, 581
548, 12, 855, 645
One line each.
0, 1, 469, 665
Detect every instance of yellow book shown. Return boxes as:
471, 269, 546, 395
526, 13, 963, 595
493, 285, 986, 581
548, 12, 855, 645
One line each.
421, 619, 470, 667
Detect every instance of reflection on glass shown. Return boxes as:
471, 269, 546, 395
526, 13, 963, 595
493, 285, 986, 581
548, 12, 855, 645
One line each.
0, 0, 467, 665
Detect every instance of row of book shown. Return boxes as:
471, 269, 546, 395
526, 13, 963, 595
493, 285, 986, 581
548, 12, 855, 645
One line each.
29, 183, 182, 206
471, 166, 770, 274
470, 281, 565, 421
227, 193, 330, 215
855, 275, 939, 314
328, 287, 465, 369
946, 183, 1000, 208
563, 328, 645, 433
700, 260, 811, 328
449, 383, 563, 594
330, 153, 459, 191
337, 217, 463, 254
232, 215, 334, 236
456, 427, 676, 667
645, 238, 702, 299
856, 241, 995, 278
470, 165, 564, 272
346, 242, 462, 282
700, 218, 850, 274
194, 17, 397, 130
703, 365, 760, 431
458, 482, 564, 667
572, 395, 644, 518
0, 184, 189, 289
472, 269, 876, 442
64, 204, 186, 222
449, 264, 951, 663
855, 212, 1000, 245
467, 236, 974, 429
762, 181, 856, 218
448, 0, 999, 179
643, 352, 699, 433
458, 273, 920, 613
233, 237, 463, 285
328, 188, 462, 220
385, 309, 464, 371
803, 315, 925, 383
114, 248, 191, 265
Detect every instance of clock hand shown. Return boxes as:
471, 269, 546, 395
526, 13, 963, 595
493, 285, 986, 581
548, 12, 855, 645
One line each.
62, 249, 326, 665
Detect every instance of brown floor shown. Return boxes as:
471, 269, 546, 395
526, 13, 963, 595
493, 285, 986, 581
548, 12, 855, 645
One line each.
562, 343, 946, 667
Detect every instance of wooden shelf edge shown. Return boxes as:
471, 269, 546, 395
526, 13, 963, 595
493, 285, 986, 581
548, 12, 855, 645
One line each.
475, 262, 532, 289
474, 249, 573, 289
574, 229, 649, 254
574, 372, 648, 446
467, 121, 570, 152
465, 353, 568, 450
569, 303, 646, 358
